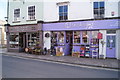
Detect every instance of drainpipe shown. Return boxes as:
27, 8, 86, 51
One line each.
4, 0, 10, 51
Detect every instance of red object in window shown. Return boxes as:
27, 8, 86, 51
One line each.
97, 32, 103, 39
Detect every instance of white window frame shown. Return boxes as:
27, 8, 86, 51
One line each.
93, 1, 105, 19
13, 8, 20, 21
57, 1, 70, 21
27, 5, 36, 20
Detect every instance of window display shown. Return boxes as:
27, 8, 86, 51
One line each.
51, 32, 57, 46
58, 32, 64, 43
9, 33, 19, 48
28, 32, 39, 47
82, 31, 88, 43
91, 31, 99, 44
74, 31, 80, 43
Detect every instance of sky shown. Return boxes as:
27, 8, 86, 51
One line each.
0, 0, 7, 21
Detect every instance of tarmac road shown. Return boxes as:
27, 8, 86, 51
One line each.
2, 55, 119, 78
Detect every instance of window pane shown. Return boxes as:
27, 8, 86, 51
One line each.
59, 13, 63, 16
107, 36, 110, 47
100, 2, 104, 8
94, 2, 98, 9
112, 36, 115, 48
59, 6, 63, 12
94, 9, 99, 14
9, 33, 19, 48
51, 32, 57, 46
100, 9, 104, 14
58, 32, 64, 43
64, 5, 68, 12
107, 30, 116, 34
74, 31, 80, 43
59, 16, 63, 20
82, 31, 88, 43
64, 15, 68, 20
91, 31, 99, 44
64, 13, 68, 20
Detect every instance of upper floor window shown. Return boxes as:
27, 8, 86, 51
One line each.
59, 5, 68, 21
94, 1, 105, 19
28, 6, 35, 20
14, 8, 20, 21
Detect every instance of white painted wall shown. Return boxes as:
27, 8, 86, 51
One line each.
43, 0, 120, 22
8, 0, 43, 25
116, 29, 120, 59
105, 0, 119, 18
43, 31, 51, 49
8, 0, 120, 24
99, 30, 106, 59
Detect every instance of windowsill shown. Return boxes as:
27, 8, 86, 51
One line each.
59, 20, 68, 22
12, 21, 21, 23
26, 19, 36, 22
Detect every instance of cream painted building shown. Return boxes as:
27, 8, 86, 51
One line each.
0, 20, 7, 47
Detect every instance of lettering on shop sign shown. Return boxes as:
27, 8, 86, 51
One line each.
109, 20, 120, 27
9, 26, 36, 32
10, 26, 29, 32
64, 22, 94, 29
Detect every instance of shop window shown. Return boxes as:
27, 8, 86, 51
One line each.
58, 32, 64, 43
91, 31, 99, 45
82, 31, 88, 44
51, 32, 57, 46
9, 33, 19, 48
28, 32, 39, 47
74, 31, 80, 43
107, 30, 116, 34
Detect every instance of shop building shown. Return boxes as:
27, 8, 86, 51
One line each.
6, 0, 120, 59
7, 22, 43, 52
0, 20, 7, 47
43, 0, 120, 59
43, 19, 120, 59
6, 0, 43, 52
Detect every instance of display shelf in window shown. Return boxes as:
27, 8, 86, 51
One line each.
80, 45, 85, 57
85, 45, 91, 57
92, 49, 98, 58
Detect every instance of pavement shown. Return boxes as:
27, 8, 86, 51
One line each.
0, 48, 120, 70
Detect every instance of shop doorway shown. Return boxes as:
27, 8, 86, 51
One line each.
19, 33, 26, 52
106, 35, 116, 58
65, 31, 73, 55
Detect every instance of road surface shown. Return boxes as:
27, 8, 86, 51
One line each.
2, 54, 119, 78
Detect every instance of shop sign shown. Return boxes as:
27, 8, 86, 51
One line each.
64, 22, 94, 29
9, 25, 37, 32
43, 19, 120, 31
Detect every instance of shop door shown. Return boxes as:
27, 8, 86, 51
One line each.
65, 31, 73, 55
106, 35, 116, 58
19, 33, 26, 52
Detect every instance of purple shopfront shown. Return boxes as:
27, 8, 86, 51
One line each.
43, 19, 119, 58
